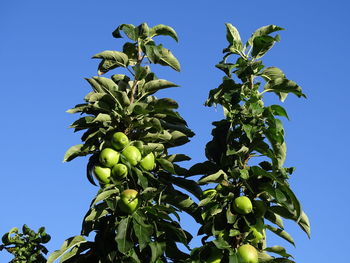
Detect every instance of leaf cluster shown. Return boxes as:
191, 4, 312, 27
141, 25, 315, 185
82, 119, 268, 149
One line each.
0, 225, 50, 263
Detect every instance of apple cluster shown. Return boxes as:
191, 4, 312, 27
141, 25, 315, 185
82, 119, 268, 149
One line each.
93, 131, 156, 186
203, 188, 261, 262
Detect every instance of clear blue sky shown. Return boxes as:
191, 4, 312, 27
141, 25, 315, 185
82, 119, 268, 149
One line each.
1, 0, 349, 262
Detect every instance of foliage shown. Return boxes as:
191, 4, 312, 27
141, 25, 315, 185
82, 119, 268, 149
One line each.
187, 23, 310, 262
0, 225, 50, 263
50, 23, 200, 263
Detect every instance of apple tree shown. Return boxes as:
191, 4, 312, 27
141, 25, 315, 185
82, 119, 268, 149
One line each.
1, 22, 310, 263
187, 24, 310, 262
47, 23, 201, 263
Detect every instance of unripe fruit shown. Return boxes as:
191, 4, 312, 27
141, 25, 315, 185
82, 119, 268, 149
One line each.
233, 196, 253, 215
140, 152, 155, 170
112, 163, 128, 179
111, 132, 129, 150
99, 148, 120, 168
118, 189, 139, 214
93, 166, 111, 184
237, 244, 258, 263
122, 146, 142, 166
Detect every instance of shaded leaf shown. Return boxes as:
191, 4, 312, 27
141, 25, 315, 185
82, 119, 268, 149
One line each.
116, 218, 133, 254
149, 242, 166, 263
265, 246, 293, 258
112, 24, 138, 41
266, 225, 295, 246
269, 105, 289, 120
198, 170, 228, 185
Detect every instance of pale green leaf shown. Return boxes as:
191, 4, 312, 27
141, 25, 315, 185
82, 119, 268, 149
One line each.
47, 236, 87, 263
150, 24, 178, 42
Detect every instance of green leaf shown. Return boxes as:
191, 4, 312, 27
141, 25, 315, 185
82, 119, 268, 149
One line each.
160, 173, 202, 199
169, 130, 189, 146
143, 79, 179, 95
265, 209, 284, 229
47, 236, 87, 263
252, 35, 279, 59
248, 25, 284, 46
266, 225, 295, 246
239, 168, 249, 179
167, 154, 191, 163
92, 51, 129, 75
150, 24, 179, 42
242, 124, 254, 142
156, 47, 180, 71
146, 44, 181, 71
264, 78, 306, 102
92, 51, 128, 66
260, 67, 285, 81
257, 252, 275, 262
162, 189, 201, 223
92, 113, 112, 123
91, 188, 119, 206
198, 170, 228, 185
149, 242, 166, 263
132, 211, 153, 250
134, 65, 150, 80
84, 202, 109, 223
229, 253, 240, 263
298, 211, 311, 238
157, 158, 175, 174
116, 217, 133, 254
271, 259, 295, 263
188, 161, 218, 176
85, 77, 103, 93
112, 24, 138, 41
269, 105, 289, 120
63, 144, 84, 162
225, 23, 242, 52
265, 246, 293, 258
153, 98, 179, 110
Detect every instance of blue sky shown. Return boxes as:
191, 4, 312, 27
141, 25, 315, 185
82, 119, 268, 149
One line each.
1, 0, 349, 262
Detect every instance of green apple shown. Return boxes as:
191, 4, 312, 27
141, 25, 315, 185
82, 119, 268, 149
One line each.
112, 163, 128, 179
118, 189, 139, 214
99, 148, 120, 168
237, 244, 258, 263
233, 196, 253, 215
122, 146, 142, 166
93, 165, 111, 184
111, 132, 129, 150
140, 152, 155, 171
